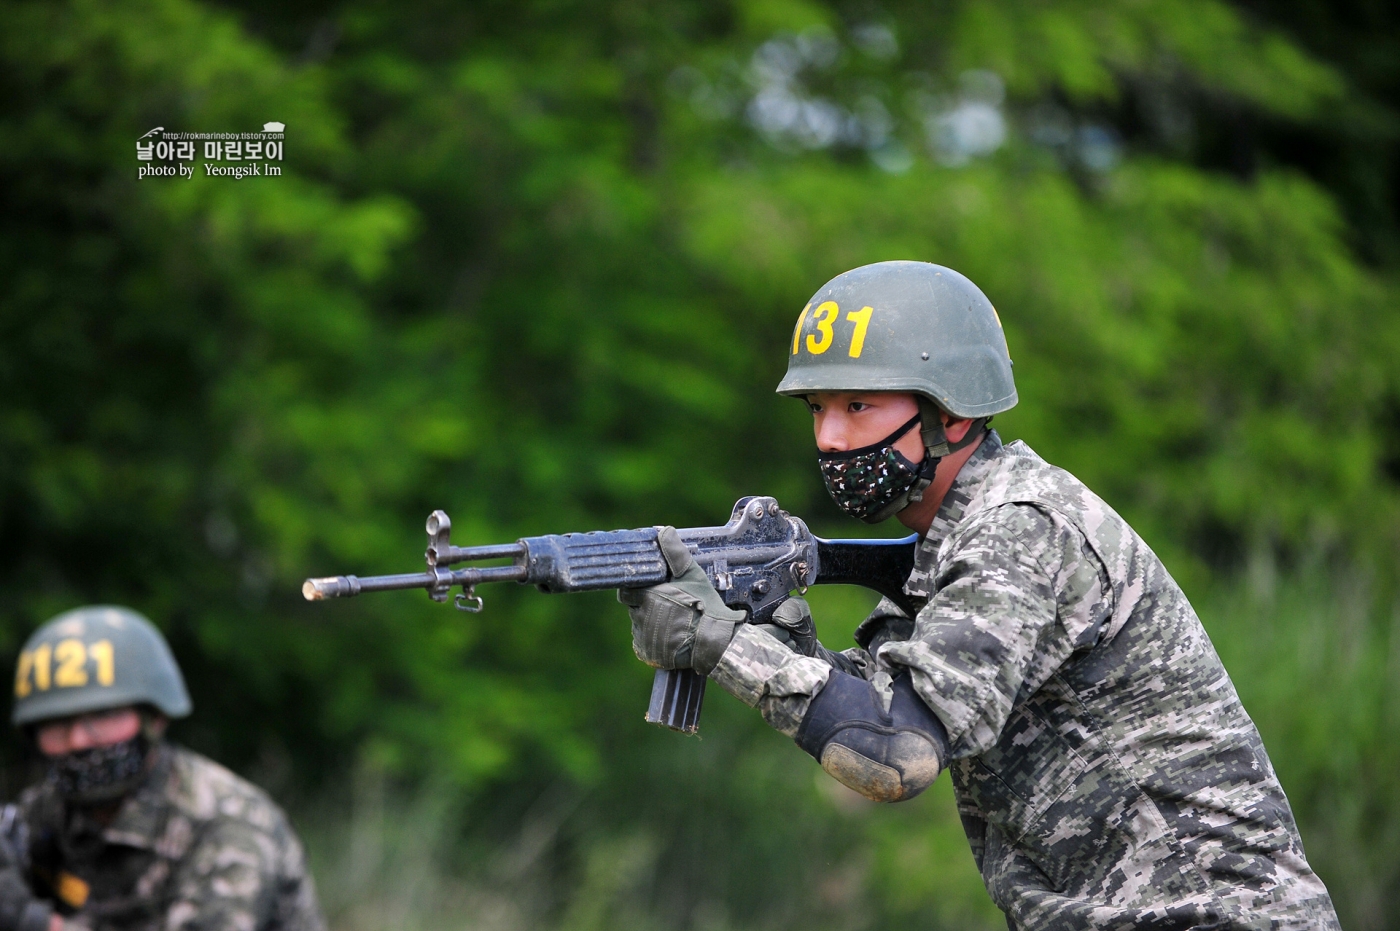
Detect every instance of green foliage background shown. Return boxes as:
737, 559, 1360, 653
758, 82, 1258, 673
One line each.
2, 0, 1399, 927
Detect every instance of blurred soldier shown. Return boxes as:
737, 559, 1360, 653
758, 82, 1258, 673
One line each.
621, 262, 1339, 929
0, 606, 324, 931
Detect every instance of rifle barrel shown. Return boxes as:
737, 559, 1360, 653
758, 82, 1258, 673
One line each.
303, 562, 530, 601
303, 573, 432, 600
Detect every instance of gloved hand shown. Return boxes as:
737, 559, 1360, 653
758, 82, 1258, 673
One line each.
0, 835, 50, 931
619, 527, 746, 675
757, 597, 865, 677
757, 597, 819, 655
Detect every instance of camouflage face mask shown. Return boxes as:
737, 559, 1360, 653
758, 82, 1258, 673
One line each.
817, 413, 935, 523
47, 735, 150, 805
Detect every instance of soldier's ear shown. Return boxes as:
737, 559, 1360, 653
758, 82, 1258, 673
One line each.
942, 416, 974, 444
140, 710, 168, 742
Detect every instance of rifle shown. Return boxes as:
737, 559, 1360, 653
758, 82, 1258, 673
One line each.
303, 496, 919, 734
0, 804, 28, 871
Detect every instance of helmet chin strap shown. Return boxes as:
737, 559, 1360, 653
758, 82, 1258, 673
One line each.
906, 398, 988, 505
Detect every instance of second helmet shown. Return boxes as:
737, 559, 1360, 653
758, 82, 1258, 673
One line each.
12, 606, 192, 728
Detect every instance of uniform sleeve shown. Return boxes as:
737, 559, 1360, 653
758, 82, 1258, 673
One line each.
160, 818, 282, 931
709, 624, 834, 737
708, 595, 912, 735
878, 503, 1111, 760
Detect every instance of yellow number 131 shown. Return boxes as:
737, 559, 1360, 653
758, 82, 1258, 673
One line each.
792, 302, 875, 358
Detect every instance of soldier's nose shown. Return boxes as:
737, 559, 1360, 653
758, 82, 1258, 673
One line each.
814, 421, 850, 453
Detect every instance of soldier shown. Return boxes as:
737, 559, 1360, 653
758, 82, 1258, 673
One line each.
620, 261, 1340, 928
0, 606, 324, 931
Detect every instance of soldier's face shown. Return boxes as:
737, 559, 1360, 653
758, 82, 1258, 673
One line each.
808, 391, 925, 460
36, 706, 143, 756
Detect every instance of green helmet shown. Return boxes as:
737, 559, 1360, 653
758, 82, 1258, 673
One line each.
776, 261, 1017, 418
11, 606, 192, 727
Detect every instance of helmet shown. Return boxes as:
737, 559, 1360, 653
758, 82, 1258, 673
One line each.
776, 261, 1017, 418
12, 606, 192, 727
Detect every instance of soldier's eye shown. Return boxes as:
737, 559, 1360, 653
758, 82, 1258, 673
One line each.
808, 402, 823, 414
848, 401, 868, 412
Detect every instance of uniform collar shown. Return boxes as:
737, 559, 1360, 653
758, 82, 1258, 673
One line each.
923, 429, 1004, 551
96, 743, 174, 850
902, 429, 1004, 601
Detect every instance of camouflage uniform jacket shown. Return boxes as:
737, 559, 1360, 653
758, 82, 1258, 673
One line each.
19, 744, 324, 931
710, 432, 1339, 929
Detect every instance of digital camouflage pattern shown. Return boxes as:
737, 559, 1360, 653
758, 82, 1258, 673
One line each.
815, 416, 927, 523
19, 744, 323, 931
710, 431, 1340, 929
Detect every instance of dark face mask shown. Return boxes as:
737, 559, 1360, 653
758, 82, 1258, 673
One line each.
818, 413, 935, 523
47, 735, 150, 805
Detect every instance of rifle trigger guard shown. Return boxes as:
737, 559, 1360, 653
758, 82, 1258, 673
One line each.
455, 587, 484, 613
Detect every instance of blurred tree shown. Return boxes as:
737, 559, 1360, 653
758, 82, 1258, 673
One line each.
1235, 0, 1400, 264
